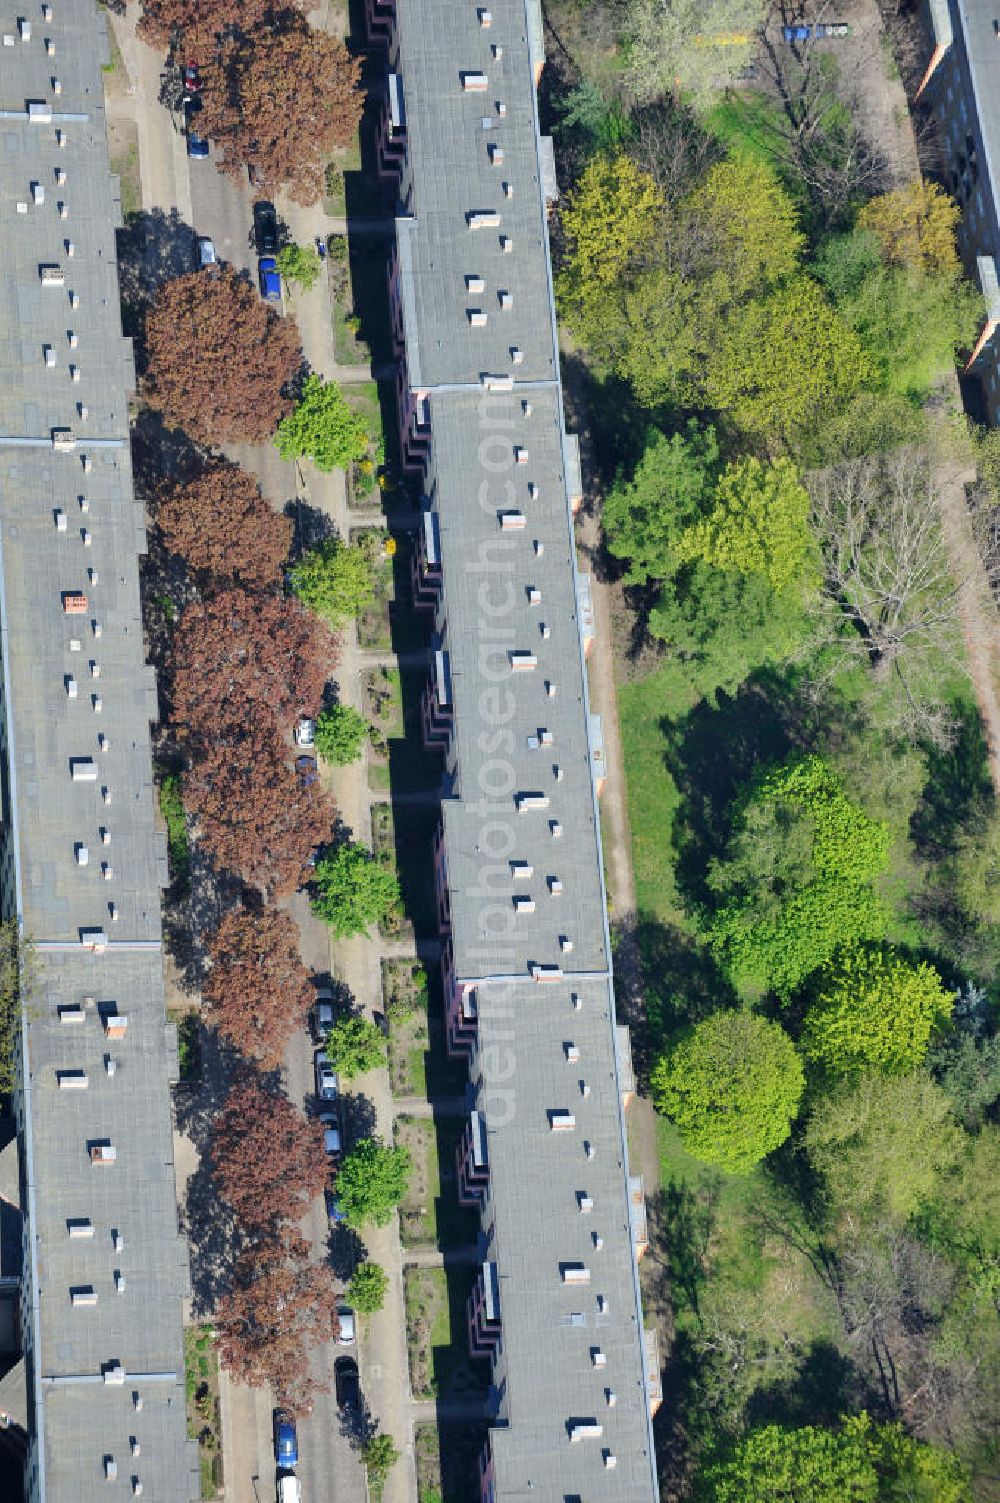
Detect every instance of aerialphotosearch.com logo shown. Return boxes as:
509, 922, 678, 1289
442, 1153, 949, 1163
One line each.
459, 386, 525, 1132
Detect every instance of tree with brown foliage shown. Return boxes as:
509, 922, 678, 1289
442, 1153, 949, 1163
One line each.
198, 19, 362, 203
170, 589, 333, 744
183, 730, 334, 894
215, 1231, 339, 1412
144, 269, 301, 445
132, 0, 304, 54
156, 462, 292, 592
211, 1076, 328, 1231
203, 907, 313, 1066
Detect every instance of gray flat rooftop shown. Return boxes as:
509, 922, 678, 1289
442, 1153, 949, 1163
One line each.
392, 1, 659, 1500
0, 3, 192, 1498
955, 0, 1000, 239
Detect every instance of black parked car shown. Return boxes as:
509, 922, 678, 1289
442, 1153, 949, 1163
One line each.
253, 200, 278, 257
335, 1356, 360, 1413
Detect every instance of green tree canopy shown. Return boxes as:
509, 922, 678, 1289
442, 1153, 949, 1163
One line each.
682, 156, 805, 303
708, 757, 891, 998
276, 242, 323, 291
651, 1011, 805, 1173
314, 703, 370, 765
804, 1071, 964, 1220
704, 275, 868, 444
802, 946, 954, 1078
310, 841, 400, 937
291, 535, 377, 626
696, 1413, 969, 1503
673, 456, 814, 595
325, 1015, 386, 1079
856, 179, 962, 278
346, 1260, 389, 1315
275, 374, 370, 473
620, 0, 769, 109
335, 1137, 411, 1228
364, 1434, 401, 1494
603, 422, 720, 584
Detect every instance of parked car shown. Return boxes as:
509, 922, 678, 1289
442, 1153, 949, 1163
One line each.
372, 1010, 389, 1037
253, 199, 279, 256
277, 1478, 301, 1503
196, 236, 217, 269
321, 1114, 343, 1160
274, 1413, 298, 1468
337, 1306, 356, 1345
187, 134, 209, 159
294, 716, 315, 749
295, 755, 318, 789
315, 1050, 339, 1102
335, 1356, 360, 1412
183, 63, 200, 92
258, 256, 281, 302
312, 989, 335, 1043
248, 162, 264, 189
324, 1187, 347, 1224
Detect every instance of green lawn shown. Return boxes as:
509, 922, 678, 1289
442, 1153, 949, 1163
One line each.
403, 1266, 488, 1401
395, 1115, 481, 1250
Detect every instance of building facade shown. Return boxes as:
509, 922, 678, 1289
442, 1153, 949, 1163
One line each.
368, 2, 662, 1500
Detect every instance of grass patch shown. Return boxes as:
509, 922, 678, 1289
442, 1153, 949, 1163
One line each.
372, 802, 440, 941
169, 1007, 202, 1084
395, 1115, 480, 1250
366, 666, 442, 795
404, 1266, 489, 1402
158, 771, 190, 892
383, 960, 468, 1099
415, 1422, 488, 1503
353, 531, 428, 654
184, 1324, 223, 1498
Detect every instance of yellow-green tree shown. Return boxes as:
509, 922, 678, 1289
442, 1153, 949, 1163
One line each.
705, 275, 869, 444
857, 179, 962, 278
802, 945, 954, 1078
673, 456, 813, 594
682, 157, 805, 302
555, 152, 663, 353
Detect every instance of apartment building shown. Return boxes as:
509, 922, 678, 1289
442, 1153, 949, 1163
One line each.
918, 0, 1000, 420
368, 2, 662, 1500
0, 4, 195, 1498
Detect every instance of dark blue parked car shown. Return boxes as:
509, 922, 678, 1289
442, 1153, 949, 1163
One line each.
187, 134, 209, 159
258, 256, 281, 302
274, 1413, 298, 1468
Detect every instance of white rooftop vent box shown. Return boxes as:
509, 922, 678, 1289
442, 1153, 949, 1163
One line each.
67, 1218, 93, 1237
503, 181, 514, 199
522, 399, 532, 415
70, 1286, 97, 1306
531, 963, 563, 982
57, 1070, 88, 1090
104, 1458, 117, 1481
515, 792, 549, 812
52, 428, 75, 451
541, 624, 552, 641
499, 510, 526, 530
81, 928, 108, 951
468, 309, 488, 327
497, 101, 508, 117
114, 1271, 125, 1292
481, 372, 513, 390
603, 1452, 618, 1470
513, 896, 535, 914
27, 99, 51, 124
561, 1263, 591, 1285
104, 1014, 128, 1039
509, 650, 537, 671
75, 844, 89, 866
39, 263, 64, 286
492, 43, 503, 58
577, 1192, 593, 1213
591, 1348, 607, 1368
42, 4, 52, 20
527, 587, 541, 604
560, 936, 574, 953
539, 729, 553, 746
500, 234, 513, 252
549, 1110, 576, 1131
467, 210, 501, 229
548, 877, 563, 896
43, 344, 55, 367
103, 1363, 126, 1386
514, 446, 529, 464
462, 71, 489, 91
564, 1042, 580, 1062
478, 6, 492, 23
31, 181, 44, 205
466, 275, 485, 293
569, 1421, 603, 1443
498, 290, 513, 309
55, 509, 67, 531
90, 1143, 116, 1165
488, 143, 504, 164
44, 36, 54, 54
62, 590, 87, 613
18, 17, 31, 39
527, 481, 539, 500
510, 860, 533, 880
70, 758, 97, 782
545, 681, 557, 698
65, 676, 77, 700
551, 821, 564, 839
58, 1004, 85, 1024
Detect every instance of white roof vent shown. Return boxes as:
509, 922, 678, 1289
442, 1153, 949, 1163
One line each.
549, 1110, 576, 1131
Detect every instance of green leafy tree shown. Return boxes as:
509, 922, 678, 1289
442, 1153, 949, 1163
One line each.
804, 1071, 964, 1220
620, 0, 770, 110
602, 422, 719, 584
275, 375, 370, 473
346, 1260, 389, 1315
335, 1137, 411, 1229
696, 1412, 969, 1503
704, 275, 868, 445
325, 1015, 386, 1079
363, 1434, 401, 1496
311, 841, 400, 937
556, 152, 663, 353
0, 921, 32, 1096
708, 757, 890, 997
682, 157, 805, 301
291, 536, 377, 626
651, 1011, 804, 1173
857, 179, 962, 277
276, 242, 323, 291
314, 703, 370, 765
673, 456, 814, 595
802, 946, 954, 1078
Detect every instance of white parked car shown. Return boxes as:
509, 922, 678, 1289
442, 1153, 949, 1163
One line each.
295, 716, 315, 749
196, 236, 217, 268
314, 1050, 339, 1102
337, 1306, 356, 1345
